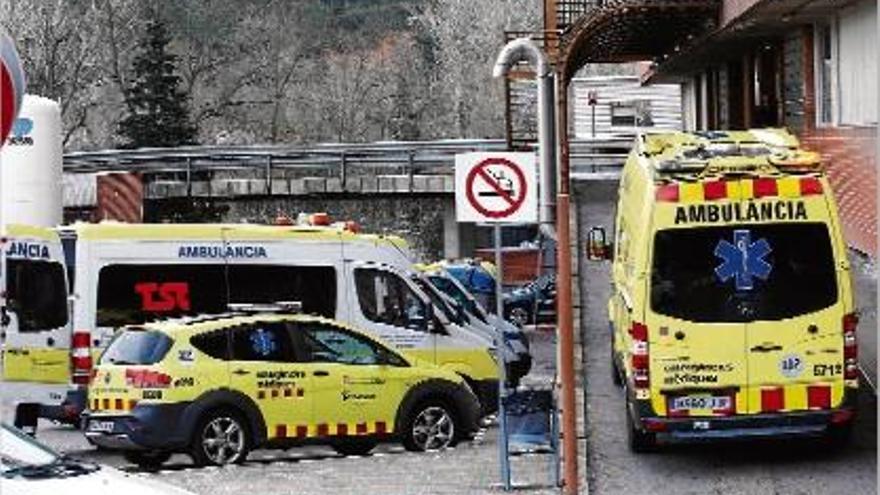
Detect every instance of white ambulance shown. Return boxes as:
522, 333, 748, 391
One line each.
1, 224, 77, 430
64, 223, 502, 415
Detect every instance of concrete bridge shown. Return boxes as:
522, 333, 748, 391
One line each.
62, 138, 631, 260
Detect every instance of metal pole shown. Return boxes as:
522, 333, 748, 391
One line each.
495, 224, 511, 491
591, 104, 596, 138
556, 68, 579, 495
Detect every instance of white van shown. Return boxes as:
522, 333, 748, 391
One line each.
1, 224, 77, 430
65, 223, 501, 414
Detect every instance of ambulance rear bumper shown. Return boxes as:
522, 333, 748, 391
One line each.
658, 410, 852, 442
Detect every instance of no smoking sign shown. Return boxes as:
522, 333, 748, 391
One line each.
455, 152, 537, 223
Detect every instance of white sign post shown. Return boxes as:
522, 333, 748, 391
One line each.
455, 151, 537, 490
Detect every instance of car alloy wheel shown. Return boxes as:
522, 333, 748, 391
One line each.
411, 405, 455, 451
200, 416, 246, 465
508, 307, 530, 328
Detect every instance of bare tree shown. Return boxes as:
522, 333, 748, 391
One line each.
413, 0, 540, 139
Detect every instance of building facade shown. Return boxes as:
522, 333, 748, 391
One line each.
648, 0, 877, 255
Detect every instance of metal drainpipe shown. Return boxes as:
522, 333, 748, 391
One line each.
493, 38, 557, 242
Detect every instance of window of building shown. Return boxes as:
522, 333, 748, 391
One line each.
610, 100, 653, 127
837, 0, 878, 125
815, 23, 836, 125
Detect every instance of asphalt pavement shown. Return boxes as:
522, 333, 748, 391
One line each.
0, 328, 571, 495
575, 180, 877, 495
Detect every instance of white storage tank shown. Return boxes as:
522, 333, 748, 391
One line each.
0, 94, 63, 228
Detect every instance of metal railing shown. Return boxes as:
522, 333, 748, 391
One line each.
555, 0, 601, 31
64, 137, 631, 198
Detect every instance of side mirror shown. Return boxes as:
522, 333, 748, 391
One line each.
587, 226, 613, 261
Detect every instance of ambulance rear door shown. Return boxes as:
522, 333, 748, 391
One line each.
646, 226, 747, 418
1, 233, 70, 385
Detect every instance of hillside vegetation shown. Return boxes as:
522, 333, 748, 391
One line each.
1, 0, 540, 149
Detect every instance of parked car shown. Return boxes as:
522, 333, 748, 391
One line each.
0, 423, 192, 494
83, 310, 482, 468
503, 274, 556, 327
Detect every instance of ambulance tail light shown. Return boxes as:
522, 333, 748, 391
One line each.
843, 313, 859, 379
125, 369, 172, 389
630, 321, 650, 389
655, 184, 679, 202
71, 330, 92, 386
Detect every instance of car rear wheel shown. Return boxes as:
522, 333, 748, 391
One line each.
625, 394, 656, 453
124, 450, 172, 470
190, 409, 250, 467
402, 400, 459, 452
332, 438, 378, 456
611, 346, 623, 387
826, 423, 853, 449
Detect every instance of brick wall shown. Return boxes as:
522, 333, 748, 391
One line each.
801, 126, 878, 256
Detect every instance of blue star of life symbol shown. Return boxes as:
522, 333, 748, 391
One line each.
250, 328, 277, 357
714, 229, 773, 291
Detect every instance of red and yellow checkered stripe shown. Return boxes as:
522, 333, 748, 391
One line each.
656, 176, 824, 203
271, 421, 392, 440
257, 387, 305, 400
91, 397, 138, 412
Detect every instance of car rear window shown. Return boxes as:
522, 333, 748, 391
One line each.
100, 329, 173, 365
650, 223, 838, 322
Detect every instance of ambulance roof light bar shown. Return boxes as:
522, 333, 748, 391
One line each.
227, 301, 303, 314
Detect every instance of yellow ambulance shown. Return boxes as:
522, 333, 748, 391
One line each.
588, 129, 859, 451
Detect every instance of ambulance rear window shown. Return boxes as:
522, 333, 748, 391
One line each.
650, 223, 837, 322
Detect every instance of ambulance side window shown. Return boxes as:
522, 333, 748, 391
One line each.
229, 323, 295, 363
191, 329, 230, 360
296, 323, 403, 366
354, 268, 428, 332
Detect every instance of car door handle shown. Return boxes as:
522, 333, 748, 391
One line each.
313, 370, 329, 377
750, 344, 783, 353
232, 369, 251, 376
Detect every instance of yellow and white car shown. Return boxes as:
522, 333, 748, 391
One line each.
83, 311, 481, 468
590, 129, 859, 451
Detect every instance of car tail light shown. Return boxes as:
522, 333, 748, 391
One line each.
125, 369, 172, 389
831, 408, 855, 424
643, 418, 667, 432
843, 313, 859, 379
630, 321, 650, 389
71, 330, 92, 385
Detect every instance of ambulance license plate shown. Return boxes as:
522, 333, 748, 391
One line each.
88, 420, 115, 433
669, 395, 731, 412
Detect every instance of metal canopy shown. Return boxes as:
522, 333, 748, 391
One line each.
644, 0, 862, 82
559, 0, 720, 82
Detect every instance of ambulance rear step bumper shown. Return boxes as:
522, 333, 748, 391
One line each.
645, 408, 854, 442
668, 424, 827, 441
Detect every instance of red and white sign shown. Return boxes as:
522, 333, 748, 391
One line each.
1, 29, 25, 147
455, 152, 537, 223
